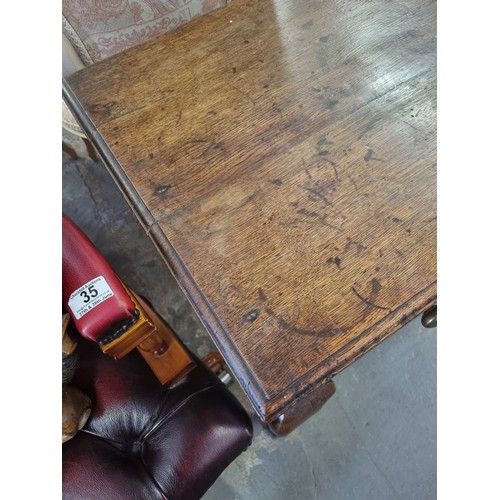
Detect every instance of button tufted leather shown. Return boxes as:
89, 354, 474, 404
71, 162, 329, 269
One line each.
63, 338, 253, 499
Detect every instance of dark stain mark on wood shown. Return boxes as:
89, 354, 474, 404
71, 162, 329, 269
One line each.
312, 87, 322, 92
327, 256, 342, 268
352, 278, 390, 311
296, 208, 342, 231
371, 278, 382, 295
301, 20, 314, 29
241, 193, 256, 207
265, 308, 344, 338
154, 185, 172, 196
325, 99, 338, 110
321, 158, 340, 182
317, 138, 334, 147
271, 179, 283, 186
297, 208, 319, 218
263, 83, 269, 89
149, 153, 154, 160
232, 67, 237, 73
319, 35, 330, 43
303, 186, 333, 206
244, 39, 250, 44
345, 171, 358, 190
392, 217, 402, 223
409, 106, 420, 118
242, 309, 260, 323
257, 288, 267, 301
344, 237, 367, 254
364, 148, 385, 163
318, 150, 330, 156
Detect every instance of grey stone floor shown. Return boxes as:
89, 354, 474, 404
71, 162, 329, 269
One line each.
62, 139, 436, 500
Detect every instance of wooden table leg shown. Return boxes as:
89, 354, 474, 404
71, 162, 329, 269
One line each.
268, 379, 337, 436
62, 141, 78, 161
83, 137, 99, 162
421, 305, 437, 328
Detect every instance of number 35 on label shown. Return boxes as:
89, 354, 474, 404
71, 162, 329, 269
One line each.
68, 276, 114, 320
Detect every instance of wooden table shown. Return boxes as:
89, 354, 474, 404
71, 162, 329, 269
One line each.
63, 0, 436, 435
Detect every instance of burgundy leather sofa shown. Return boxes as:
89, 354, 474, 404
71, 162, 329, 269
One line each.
62, 214, 253, 499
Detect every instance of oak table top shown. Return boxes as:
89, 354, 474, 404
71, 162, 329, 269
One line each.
64, 0, 436, 428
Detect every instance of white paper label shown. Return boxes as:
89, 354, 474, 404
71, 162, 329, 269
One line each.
68, 276, 114, 320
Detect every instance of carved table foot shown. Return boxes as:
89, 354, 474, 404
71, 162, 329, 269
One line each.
421, 305, 437, 328
268, 379, 337, 437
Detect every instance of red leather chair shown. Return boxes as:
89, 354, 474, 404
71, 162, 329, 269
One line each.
62, 213, 253, 500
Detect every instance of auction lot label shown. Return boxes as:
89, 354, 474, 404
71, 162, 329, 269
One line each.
68, 276, 114, 319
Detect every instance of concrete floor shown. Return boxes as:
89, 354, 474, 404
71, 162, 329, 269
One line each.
62, 138, 436, 500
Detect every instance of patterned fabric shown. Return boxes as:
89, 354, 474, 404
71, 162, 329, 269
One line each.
62, 0, 230, 64
63, 99, 86, 136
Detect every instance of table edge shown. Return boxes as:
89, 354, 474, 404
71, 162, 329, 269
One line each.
63, 78, 437, 423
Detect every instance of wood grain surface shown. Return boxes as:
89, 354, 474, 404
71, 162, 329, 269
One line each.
64, 0, 436, 423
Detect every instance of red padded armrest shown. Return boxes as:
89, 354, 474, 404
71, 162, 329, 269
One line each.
62, 214, 137, 343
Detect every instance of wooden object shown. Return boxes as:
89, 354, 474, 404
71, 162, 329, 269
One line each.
62, 141, 78, 161
97, 283, 196, 386
63, 0, 436, 431
269, 379, 337, 436
131, 290, 196, 386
